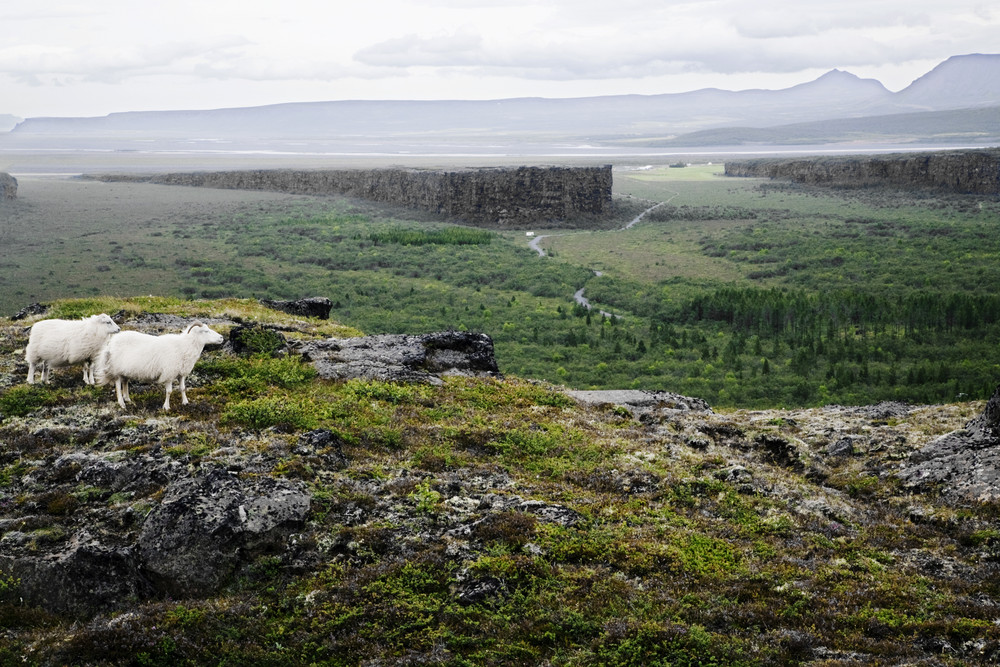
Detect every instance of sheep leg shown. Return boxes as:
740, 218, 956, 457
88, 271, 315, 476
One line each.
179, 376, 189, 405
163, 380, 173, 411
115, 378, 128, 409
82, 361, 93, 385
122, 379, 131, 403
40, 363, 49, 383
27, 361, 36, 384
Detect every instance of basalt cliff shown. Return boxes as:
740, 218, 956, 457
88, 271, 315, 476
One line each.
89, 165, 613, 228
725, 148, 1000, 195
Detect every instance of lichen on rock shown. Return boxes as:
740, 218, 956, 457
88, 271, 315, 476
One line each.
899, 384, 1000, 500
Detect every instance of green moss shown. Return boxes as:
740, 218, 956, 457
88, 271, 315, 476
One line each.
0, 384, 60, 417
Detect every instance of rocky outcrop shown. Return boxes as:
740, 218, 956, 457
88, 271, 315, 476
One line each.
0, 172, 16, 200
725, 148, 1000, 194
88, 166, 614, 227
565, 389, 713, 417
898, 384, 1000, 500
297, 331, 501, 384
261, 296, 332, 320
137, 468, 311, 597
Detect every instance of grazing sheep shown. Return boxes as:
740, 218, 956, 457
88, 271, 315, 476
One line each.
96, 321, 224, 410
25, 313, 121, 385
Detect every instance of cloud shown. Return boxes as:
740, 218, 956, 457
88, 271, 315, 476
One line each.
354, 31, 485, 67
2, 0, 999, 116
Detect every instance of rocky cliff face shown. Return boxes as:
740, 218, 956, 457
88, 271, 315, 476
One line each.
91, 166, 613, 228
0, 172, 16, 200
725, 148, 1000, 194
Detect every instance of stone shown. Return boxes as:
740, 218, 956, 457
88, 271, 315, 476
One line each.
0, 530, 151, 617
898, 385, 1000, 500
260, 297, 332, 320
11, 302, 48, 320
136, 467, 311, 597
227, 323, 288, 356
297, 331, 501, 384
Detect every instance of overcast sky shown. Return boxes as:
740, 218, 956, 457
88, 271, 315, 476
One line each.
2, 0, 997, 119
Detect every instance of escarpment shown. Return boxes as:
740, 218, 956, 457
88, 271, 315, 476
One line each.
0, 172, 16, 200
89, 165, 614, 228
725, 148, 1000, 194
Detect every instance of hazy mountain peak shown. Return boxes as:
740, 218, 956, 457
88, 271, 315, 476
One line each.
795, 68, 889, 93
897, 53, 1000, 109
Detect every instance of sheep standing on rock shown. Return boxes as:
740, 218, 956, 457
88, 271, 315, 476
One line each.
96, 322, 224, 410
25, 313, 121, 385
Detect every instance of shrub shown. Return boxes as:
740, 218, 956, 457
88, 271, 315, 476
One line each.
221, 395, 320, 431
0, 385, 59, 417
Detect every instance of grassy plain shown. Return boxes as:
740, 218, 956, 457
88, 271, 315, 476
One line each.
2, 164, 999, 407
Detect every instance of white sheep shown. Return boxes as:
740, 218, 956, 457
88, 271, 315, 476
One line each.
25, 313, 121, 385
96, 321, 224, 411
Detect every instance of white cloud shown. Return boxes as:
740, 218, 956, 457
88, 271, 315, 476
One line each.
0, 0, 997, 116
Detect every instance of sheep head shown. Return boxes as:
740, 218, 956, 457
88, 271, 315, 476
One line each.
91, 313, 121, 334
186, 322, 224, 346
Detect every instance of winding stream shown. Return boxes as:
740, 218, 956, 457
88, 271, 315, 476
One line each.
530, 193, 678, 319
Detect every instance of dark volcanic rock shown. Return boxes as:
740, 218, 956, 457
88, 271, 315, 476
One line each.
297, 331, 501, 384
136, 468, 311, 597
0, 530, 151, 617
898, 385, 1000, 500
11, 302, 48, 320
260, 296, 332, 320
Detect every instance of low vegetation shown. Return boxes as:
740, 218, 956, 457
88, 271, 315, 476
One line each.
1, 297, 999, 664
3, 165, 999, 412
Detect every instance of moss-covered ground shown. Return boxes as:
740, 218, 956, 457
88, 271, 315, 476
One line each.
1, 298, 999, 665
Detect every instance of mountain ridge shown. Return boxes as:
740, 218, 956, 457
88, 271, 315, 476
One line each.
4, 54, 999, 150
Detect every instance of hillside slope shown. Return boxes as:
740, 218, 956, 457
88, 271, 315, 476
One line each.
2, 297, 1000, 665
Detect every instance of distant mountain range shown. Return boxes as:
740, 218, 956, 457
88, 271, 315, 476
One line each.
4, 54, 999, 151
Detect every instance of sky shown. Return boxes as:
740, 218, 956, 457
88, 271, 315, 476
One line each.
1, 0, 998, 119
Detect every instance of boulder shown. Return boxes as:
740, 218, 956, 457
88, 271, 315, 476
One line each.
297, 331, 501, 384
260, 297, 332, 320
565, 389, 713, 416
11, 302, 48, 320
0, 530, 150, 617
898, 385, 1000, 500
136, 468, 311, 597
